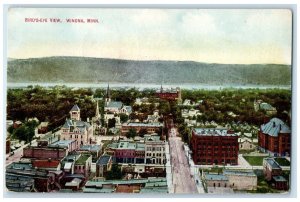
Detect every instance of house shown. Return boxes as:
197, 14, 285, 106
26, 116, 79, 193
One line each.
238, 137, 257, 151
61, 104, 93, 147
13, 120, 22, 129
191, 128, 238, 165
144, 137, 166, 165
258, 118, 291, 156
38, 122, 49, 134
95, 155, 112, 177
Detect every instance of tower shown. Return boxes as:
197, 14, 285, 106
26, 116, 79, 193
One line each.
177, 87, 182, 104
95, 101, 101, 119
70, 104, 80, 121
105, 83, 111, 104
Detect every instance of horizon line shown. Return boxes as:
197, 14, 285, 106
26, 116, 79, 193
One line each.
7, 55, 292, 66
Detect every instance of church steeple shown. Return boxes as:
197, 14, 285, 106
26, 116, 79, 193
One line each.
95, 101, 100, 119
105, 83, 111, 104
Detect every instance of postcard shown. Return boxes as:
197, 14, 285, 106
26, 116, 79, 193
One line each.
5, 7, 292, 195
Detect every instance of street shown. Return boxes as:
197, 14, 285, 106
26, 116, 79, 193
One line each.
169, 127, 198, 193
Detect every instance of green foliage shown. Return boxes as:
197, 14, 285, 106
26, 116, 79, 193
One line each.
107, 118, 116, 128
119, 113, 129, 123
126, 128, 137, 139
10, 120, 39, 143
106, 164, 123, 180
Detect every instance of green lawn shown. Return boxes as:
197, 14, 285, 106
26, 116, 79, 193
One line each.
243, 156, 266, 166
275, 158, 290, 166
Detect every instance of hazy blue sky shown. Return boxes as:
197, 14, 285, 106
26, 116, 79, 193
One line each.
8, 8, 292, 64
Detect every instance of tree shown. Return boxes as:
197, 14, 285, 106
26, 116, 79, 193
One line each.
138, 128, 148, 137
126, 128, 137, 138
108, 118, 116, 128
119, 113, 129, 123
106, 164, 123, 180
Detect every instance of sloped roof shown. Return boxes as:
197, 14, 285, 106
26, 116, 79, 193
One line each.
264, 158, 281, 169
261, 118, 291, 137
70, 104, 80, 112
62, 119, 91, 131
96, 155, 112, 165
106, 101, 123, 109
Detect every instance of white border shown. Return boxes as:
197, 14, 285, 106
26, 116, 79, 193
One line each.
1, 0, 299, 201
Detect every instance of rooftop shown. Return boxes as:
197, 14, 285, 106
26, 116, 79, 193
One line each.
273, 175, 287, 182
261, 118, 291, 137
193, 128, 236, 137
264, 158, 282, 169
75, 154, 91, 165
96, 155, 112, 165
49, 140, 75, 148
223, 170, 256, 177
124, 122, 163, 127
80, 144, 101, 152
70, 104, 80, 112
205, 173, 228, 181
106, 101, 123, 109
32, 160, 60, 168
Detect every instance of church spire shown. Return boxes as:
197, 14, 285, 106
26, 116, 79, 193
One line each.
95, 100, 100, 119
105, 83, 111, 104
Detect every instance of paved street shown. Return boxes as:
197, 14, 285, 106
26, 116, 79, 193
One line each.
169, 128, 198, 194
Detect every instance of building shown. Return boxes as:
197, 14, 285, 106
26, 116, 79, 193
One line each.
258, 118, 291, 156
203, 173, 229, 189
144, 135, 166, 165
273, 175, 289, 190
38, 122, 49, 134
78, 144, 102, 162
23, 146, 68, 160
203, 170, 257, 192
74, 154, 92, 177
95, 155, 112, 177
263, 158, 283, 181
223, 170, 257, 191
104, 84, 132, 115
155, 85, 182, 103
61, 104, 93, 147
238, 137, 257, 151
31, 159, 61, 171
6, 162, 62, 192
121, 122, 163, 136
83, 177, 168, 193
49, 140, 78, 152
191, 128, 239, 165
254, 100, 277, 115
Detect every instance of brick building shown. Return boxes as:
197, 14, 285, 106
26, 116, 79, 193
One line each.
23, 146, 68, 160
258, 118, 291, 156
191, 128, 238, 165
155, 85, 182, 103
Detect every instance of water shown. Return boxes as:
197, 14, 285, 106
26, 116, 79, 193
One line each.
7, 82, 291, 90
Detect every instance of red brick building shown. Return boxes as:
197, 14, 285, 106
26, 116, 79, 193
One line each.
258, 118, 291, 156
155, 86, 182, 102
23, 146, 68, 160
191, 128, 238, 165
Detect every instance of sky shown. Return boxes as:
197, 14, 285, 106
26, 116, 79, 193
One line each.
7, 8, 292, 64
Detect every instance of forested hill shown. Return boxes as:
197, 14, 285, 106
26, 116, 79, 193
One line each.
7, 56, 291, 85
